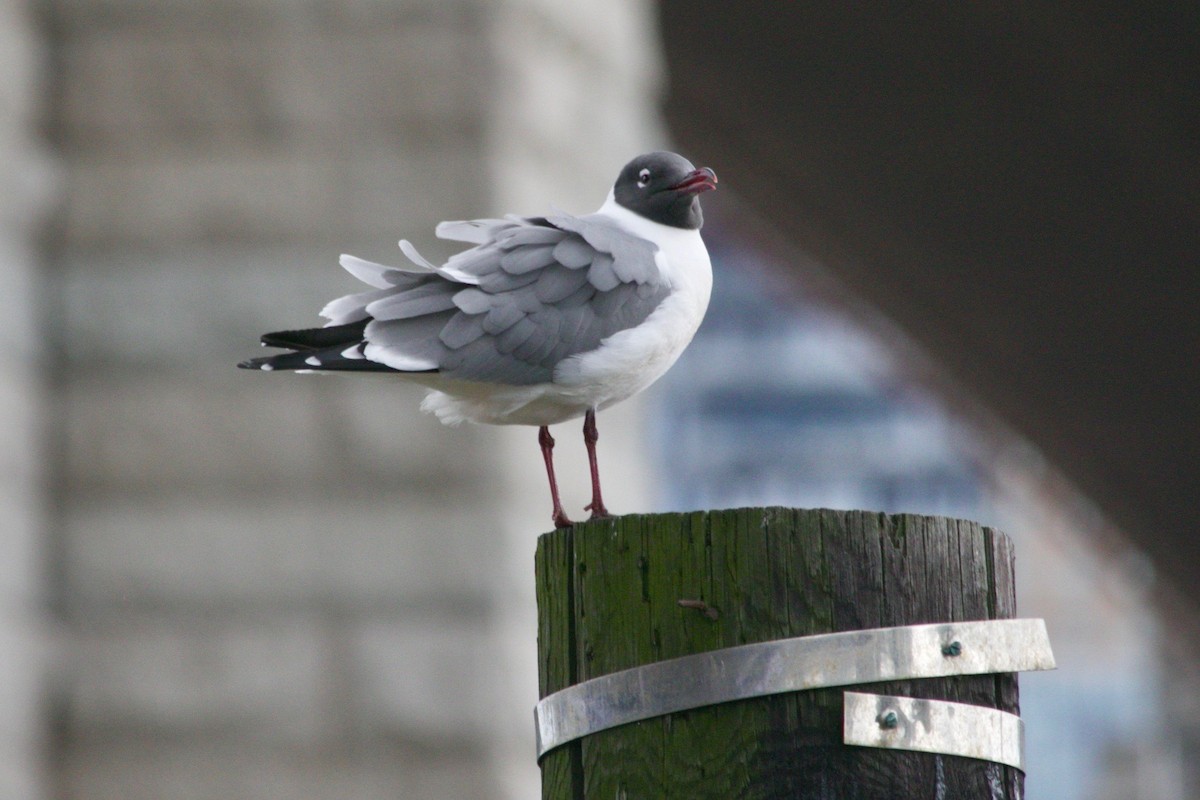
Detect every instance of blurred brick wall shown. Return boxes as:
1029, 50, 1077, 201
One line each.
0, 1, 54, 797
36, 1, 666, 798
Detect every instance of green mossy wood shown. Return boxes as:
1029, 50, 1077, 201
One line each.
535, 508, 1021, 799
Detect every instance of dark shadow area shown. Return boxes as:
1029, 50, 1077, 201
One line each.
660, 2, 1200, 607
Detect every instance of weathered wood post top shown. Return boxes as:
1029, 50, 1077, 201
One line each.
535, 507, 1055, 799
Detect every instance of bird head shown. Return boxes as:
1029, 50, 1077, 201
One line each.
612, 152, 717, 230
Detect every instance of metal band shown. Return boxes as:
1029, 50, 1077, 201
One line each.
843, 691, 1025, 770
535, 618, 1053, 758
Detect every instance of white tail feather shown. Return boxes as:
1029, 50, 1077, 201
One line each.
434, 220, 490, 244
339, 254, 399, 288
398, 240, 438, 271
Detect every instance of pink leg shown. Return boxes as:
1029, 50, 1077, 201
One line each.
539, 426, 573, 529
582, 409, 611, 519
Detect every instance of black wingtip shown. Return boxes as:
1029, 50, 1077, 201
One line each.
238, 346, 411, 374
238, 357, 272, 370
261, 320, 370, 351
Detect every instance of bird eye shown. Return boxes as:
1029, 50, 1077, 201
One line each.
637, 169, 651, 188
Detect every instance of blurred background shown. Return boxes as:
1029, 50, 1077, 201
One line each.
2, 1, 1198, 798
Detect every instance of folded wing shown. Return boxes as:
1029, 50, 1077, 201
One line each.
241, 214, 672, 385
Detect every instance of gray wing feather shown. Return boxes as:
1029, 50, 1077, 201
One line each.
478, 267, 539, 292
497, 226, 568, 248
436, 219, 510, 244
339, 255, 407, 288
452, 287, 492, 314
513, 328, 550, 361
483, 302, 525, 335
550, 214, 660, 284
612, 249, 653, 283
587, 252, 620, 292
535, 265, 591, 304
439, 312, 486, 349
366, 281, 457, 320
607, 238, 658, 282
500, 244, 558, 275
551, 237, 593, 268
556, 282, 597, 309
441, 337, 551, 384
365, 312, 453, 365
514, 308, 568, 364
321, 286, 398, 325
444, 246, 501, 278
496, 317, 539, 354
547, 306, 595, 364
590, 283, 627, 319
512, 284, 546, 314
613, 283, 669, 330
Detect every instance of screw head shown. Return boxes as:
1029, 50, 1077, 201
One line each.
878, 710, 899, 730
941, 640, 963, 657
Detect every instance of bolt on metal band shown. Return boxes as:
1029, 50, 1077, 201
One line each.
844, 692, 1026, 770
535, 618, 1054, 758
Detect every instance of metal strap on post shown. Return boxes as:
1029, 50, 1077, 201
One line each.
535, 618, 1055, 759
844, 692, 1026, 770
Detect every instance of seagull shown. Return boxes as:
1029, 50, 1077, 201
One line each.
240, 151, 717, 529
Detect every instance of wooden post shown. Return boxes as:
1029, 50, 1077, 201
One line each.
535, 507, 1021, 799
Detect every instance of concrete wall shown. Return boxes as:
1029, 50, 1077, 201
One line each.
0, 1, 53, 797
37, 1, 665, 797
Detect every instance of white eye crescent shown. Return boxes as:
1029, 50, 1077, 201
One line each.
637, 169, 651, 188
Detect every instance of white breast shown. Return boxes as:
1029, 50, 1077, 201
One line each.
551, 195, 713, 410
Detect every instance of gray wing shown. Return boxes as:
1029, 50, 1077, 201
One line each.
335, 214, 671, 384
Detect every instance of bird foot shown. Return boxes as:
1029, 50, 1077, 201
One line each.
585, 502, 611, 520
553, 511, 574, 529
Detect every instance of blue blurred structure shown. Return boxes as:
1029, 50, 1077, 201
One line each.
657, 234, 987, 522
